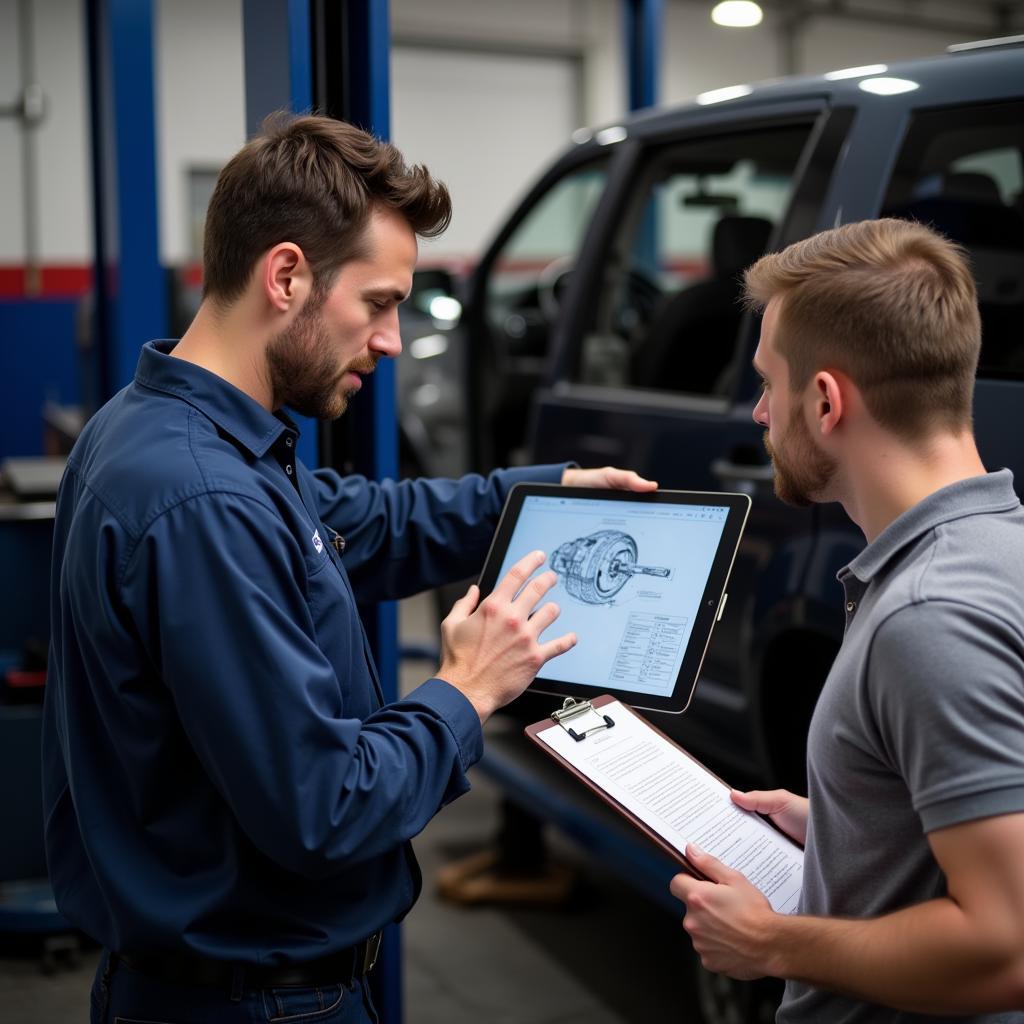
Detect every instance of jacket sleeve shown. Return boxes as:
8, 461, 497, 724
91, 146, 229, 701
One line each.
120, 490, 483, 880
311, 464, 568, 601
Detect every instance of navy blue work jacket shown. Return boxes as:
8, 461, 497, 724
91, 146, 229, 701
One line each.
43, 339, 565, 964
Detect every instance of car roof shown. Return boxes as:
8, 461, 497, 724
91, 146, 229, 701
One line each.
570, 37, 1024, 147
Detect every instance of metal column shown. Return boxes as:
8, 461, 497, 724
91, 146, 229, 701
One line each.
85, 0, 168, 402
244, 3, 402, 1019
311, 7, 402, 1019
623, 0, 662, 111
242, 0, 319, 470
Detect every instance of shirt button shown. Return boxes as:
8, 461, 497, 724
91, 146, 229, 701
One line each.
285, 464, 294, 476
285, 437, 294, 448
846, 601, 856, 613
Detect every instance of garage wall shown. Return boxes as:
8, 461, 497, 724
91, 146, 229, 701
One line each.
1, 0, 1018, 271
155, 0, 246, 266
0, 0, 90, 267
391, 47, 581, 262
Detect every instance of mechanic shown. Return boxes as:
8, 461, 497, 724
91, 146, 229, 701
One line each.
671, 218, 1024, 1022
43, 113, 655, 1024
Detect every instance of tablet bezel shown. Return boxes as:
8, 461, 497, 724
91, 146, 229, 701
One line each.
477, 484, 751, 714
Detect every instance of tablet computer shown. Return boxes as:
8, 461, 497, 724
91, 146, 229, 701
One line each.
477, 484, 751, 714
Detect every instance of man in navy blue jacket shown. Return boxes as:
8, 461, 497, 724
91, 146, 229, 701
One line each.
44, 113, 654, 1024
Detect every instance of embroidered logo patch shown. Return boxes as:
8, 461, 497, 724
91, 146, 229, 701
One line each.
311, 529, 324, 554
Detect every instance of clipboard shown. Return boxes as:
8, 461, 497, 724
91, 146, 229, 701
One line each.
525, 695, 805, 903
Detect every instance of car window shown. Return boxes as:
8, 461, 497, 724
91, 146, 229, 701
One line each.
574, 125, 813, 396
484, 161, 608, 364
881, 102, 1024, 379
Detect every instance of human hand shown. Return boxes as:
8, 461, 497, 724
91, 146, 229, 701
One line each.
731, 789, 809, 846
670, 845, 779, 980
437, 550, 576, 723
560, 465, 658, 491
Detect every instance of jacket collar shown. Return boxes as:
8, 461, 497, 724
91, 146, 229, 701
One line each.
134, 340, 298, 457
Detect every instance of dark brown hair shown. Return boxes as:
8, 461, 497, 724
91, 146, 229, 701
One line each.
202, 112, 451, 305
744, 218, 980, 439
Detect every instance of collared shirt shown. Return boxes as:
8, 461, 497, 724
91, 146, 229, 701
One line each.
781, 470, 1024, 1024
43, 339, 565, 963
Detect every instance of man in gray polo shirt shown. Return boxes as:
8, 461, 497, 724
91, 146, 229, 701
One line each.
670, 218, 1024, 1021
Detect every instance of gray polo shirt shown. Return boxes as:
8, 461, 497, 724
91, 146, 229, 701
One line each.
779, 470, 1024, 1024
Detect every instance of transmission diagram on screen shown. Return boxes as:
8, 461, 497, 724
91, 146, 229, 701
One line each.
549, 530, 672, 606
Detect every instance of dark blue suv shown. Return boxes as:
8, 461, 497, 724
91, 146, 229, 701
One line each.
443, 38, 1024, 794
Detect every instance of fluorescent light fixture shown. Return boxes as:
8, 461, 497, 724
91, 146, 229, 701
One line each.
410, 333, 449, 360
595, 125, 627, 146
711, 1, 763, 27
571, 127, 593, 145
858, 76, 920, 96
696, 84, 753, 105
428, 295, 462, 323
824, 63, 887, 81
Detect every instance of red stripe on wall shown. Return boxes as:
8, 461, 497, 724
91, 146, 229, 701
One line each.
0, 265, 94, 299
0, 256, 711, 302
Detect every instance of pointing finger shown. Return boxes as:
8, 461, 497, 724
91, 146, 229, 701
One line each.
492, 550, 546, 602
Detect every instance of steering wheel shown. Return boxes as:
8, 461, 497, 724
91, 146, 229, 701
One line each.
537, 257, 663, 328
537, 255, 576, 323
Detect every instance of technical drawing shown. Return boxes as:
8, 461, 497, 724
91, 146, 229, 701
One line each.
550, 530, 671, 605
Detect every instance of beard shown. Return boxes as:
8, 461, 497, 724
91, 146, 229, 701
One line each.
266, 294, 377, 420
764, 404, 837, 508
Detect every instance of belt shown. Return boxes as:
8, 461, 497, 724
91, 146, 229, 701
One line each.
118, 931, 382, 995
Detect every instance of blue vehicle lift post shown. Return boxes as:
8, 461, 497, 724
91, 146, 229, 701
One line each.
86, 0, 168, 400
624, 0, 662, 272
242, 2, 402, 1019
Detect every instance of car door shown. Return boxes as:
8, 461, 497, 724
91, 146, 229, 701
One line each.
461, 153, 616, 472
527, 102, 852, 785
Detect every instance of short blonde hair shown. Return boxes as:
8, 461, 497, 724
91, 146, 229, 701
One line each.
744, 218, 980, 438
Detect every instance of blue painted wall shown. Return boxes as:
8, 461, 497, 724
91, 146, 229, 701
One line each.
0, 301, 81, 458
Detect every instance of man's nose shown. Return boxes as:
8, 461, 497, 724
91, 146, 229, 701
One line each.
752, 390, 768, 427
369, 309, 402, 358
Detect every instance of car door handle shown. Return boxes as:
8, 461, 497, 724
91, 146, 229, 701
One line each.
710, 457, 774, 493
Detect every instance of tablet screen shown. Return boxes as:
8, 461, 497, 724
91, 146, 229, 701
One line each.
478, 486, 749, 713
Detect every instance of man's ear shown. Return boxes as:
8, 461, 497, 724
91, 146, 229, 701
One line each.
263, 243, 312, 313
814, 371, 844, 437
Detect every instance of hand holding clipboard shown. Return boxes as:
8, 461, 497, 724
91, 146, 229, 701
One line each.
526, 695, 804, 913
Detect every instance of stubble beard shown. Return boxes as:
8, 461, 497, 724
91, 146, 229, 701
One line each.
763, 404, 837, 508
266, 296, 377, 420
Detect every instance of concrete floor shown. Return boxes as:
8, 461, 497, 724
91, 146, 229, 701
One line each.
0, 594, 707, 1023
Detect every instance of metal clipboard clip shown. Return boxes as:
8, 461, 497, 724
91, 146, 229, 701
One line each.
551, 697, 615, 743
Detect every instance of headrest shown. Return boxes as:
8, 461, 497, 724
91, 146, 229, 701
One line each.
713, 215, 773, 279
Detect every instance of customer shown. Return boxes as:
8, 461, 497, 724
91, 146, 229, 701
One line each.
671, 218, 1024, 1022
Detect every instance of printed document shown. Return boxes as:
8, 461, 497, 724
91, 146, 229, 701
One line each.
536, 700, 803, 913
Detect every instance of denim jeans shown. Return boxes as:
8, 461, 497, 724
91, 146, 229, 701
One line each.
90, 950, 380, 1024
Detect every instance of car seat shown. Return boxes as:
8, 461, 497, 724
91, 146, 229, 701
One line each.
631, 214, 773, 394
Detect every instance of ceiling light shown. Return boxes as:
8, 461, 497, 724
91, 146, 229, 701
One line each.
696, 84, 753, 105
711, 2, 763, 28
824, 63, 887, 81
858, 77, 920, 96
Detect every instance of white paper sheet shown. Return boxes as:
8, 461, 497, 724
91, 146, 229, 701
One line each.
537, 699, 803, 913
